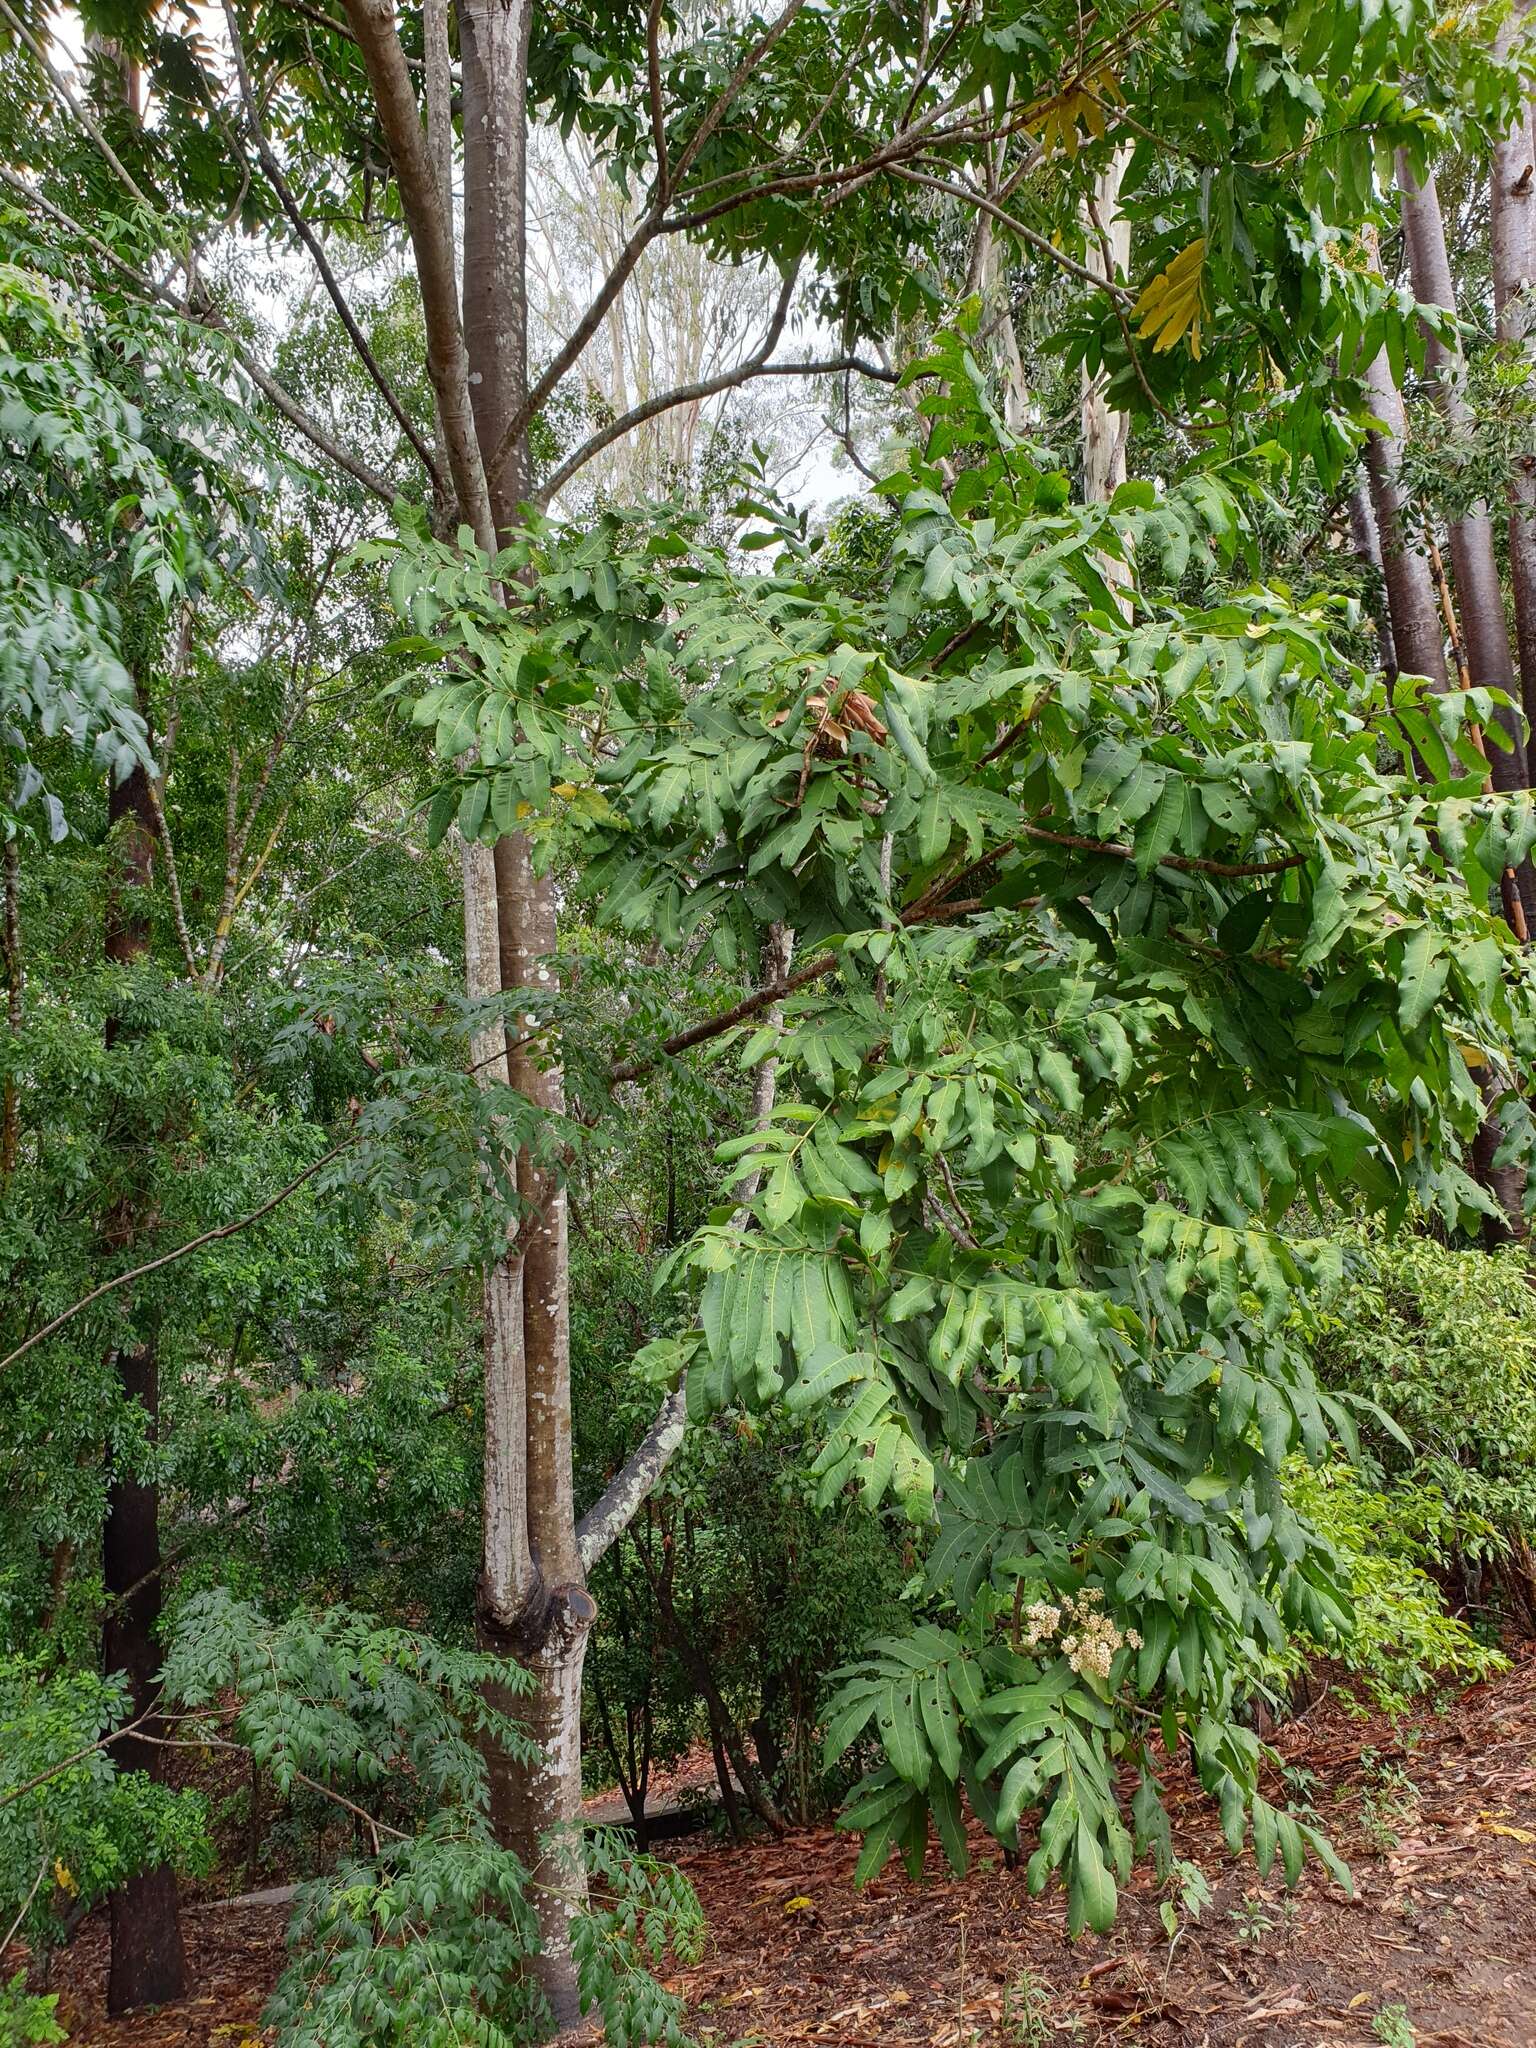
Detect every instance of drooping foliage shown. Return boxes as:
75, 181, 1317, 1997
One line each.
368, 338, 1536, 1928
5, 0, 1536, 2031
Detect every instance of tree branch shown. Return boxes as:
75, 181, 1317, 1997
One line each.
341, 0, 494, 547
576, 1385, 686, 1572
0, 169, 399, 505
1016, 820, 1305, 876
891, 162, 1133, 300
221, 0, 446, 493
607, 823, 1307, 1089
485, 0, 813, 493
485, 210, 663, 495
0, 0, 156, 213
534, 254, 895, 503
0, 1143, 349, 1377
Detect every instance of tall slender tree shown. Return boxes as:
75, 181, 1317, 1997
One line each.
1492, 25, 1536, 730
1397, 154, 1530, 786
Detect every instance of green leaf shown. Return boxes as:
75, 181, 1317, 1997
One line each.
1398, 926, 1449, 1035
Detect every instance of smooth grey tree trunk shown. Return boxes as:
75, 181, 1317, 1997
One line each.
1360, 351, 1449, 691
456, 0, 592, 2030
1347, 481, 1398, 678
1081, 148, 1132, 507
1397, 155, 1530, 786
1492, 62, 1536, 737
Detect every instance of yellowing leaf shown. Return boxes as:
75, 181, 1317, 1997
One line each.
1480, 1815, 1536, 1843
1134, 239, 1207, 359
53, 1858, 77, 1896
1022, 68, 1120, 157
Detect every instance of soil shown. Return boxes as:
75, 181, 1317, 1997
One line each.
34, 1651, 1536, 2047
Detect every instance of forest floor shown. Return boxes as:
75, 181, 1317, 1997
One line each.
38, 1647, 1536, 2048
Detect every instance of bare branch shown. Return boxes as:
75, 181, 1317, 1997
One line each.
0, 1143, 350, 1377
892, 162, 1132, 300
485, 212, 663, 494
535, 256, 893, 502
485, 0, 814, 494
0, 0, 156, 212
540, 353, 895, 505
578, 924, 794, 1574
576, 1385, 686, 1571
0, 169, 400, 504
221, 0, 446, 493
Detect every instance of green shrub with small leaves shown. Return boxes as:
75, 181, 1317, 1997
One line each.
0, 1660, 210, 1971
1240, 1459, 1506, 1717
1312, 1227, 1536, 1578
161, 1593, 700, 2048
0, 1972, 67, 2048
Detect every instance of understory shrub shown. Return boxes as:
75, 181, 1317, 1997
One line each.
1311, 1226, 1536, 1624
1248, 1459, 1505, 1716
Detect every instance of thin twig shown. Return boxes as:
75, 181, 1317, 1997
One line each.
0, 169, 399, 505
0, 1143, 350, 1376
221, 0, 445, 492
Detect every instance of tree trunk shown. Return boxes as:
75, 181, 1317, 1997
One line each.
1081, 147, 1132, 507
1397, 153, 1533, 841
1360, 352, 1449, 690
1492, 71, 1536, 735
1376, 195, 1531, 1228
458, 0, 593, 2028
2, 836, 19, 1181
102, 759, 187, 2015
1347, 481, 1398, 678
343, 2, 705, 2021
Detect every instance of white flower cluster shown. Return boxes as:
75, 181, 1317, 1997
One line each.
1019, 1585, 1142, 1681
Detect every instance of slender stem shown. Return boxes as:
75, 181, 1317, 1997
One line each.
0, 0, 156, 212
221, 0, 445, 492
0, 1143, 350, 1376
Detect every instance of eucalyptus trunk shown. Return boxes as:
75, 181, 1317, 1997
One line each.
1398, 151, 1536, 934
1347, 481, 1398, 678
1492, 63, 1536, 735
1360, 349, 1448, 691
1080, 147, 1132, 507
1397, 155, 1531, 791
341, 0, 703, 2021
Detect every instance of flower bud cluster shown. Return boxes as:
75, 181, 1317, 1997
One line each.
1018, 1585, 1142, 1680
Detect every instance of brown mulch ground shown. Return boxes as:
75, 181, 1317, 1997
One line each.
40, 1650, 1536, 2047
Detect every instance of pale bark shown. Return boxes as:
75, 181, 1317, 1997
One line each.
455, 8, 592, 2020
1360, 352, 1448, 689
1347, 481, 1398, 678
576, 1388, 687, 1573
464, 833, 534, 1625
1492, 65, 1536, 736
1081, 148, 1132, 506
1397, 154, 1529, 799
